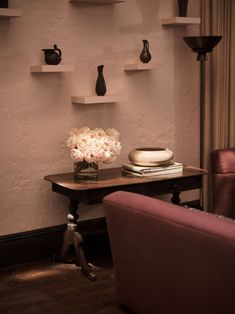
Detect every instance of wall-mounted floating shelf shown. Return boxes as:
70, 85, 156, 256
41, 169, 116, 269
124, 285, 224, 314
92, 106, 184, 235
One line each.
124, 63, 160, 71
71, 95, 126, 104
0, 8, 22, 18
70, 0, 125, 4
30, 65, 74, 73
161, 17, 201, 26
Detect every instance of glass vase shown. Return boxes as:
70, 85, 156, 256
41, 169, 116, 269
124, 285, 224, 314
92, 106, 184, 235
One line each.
74, 161, 99, 181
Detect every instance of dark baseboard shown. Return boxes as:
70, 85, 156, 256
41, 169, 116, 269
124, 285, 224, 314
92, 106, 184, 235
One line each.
0, 217, 107, 268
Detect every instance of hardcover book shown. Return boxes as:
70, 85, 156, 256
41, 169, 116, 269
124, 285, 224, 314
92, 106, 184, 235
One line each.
122, 162, 183, 177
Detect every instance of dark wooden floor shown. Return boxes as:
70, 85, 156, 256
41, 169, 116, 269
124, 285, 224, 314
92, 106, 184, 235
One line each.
0, 234, 133, 314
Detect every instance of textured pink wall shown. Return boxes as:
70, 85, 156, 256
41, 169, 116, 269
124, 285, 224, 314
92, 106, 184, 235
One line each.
0, 0, 200, 235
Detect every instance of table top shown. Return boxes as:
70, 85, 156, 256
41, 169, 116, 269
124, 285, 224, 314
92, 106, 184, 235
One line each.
44, 166, 207, 191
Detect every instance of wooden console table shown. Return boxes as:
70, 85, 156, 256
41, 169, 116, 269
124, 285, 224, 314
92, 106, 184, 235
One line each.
44, 166, 207, 280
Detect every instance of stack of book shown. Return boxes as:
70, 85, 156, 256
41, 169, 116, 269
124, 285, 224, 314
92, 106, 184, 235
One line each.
122, 162, 183, 177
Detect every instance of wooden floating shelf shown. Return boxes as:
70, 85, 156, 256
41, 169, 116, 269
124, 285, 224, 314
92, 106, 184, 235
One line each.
71, 95, 126, 104
161, 17, 201, 25
124, 63, 160, 71
0, 8, 22, 18
30, 65, 74, 73
70, 0, 125, 4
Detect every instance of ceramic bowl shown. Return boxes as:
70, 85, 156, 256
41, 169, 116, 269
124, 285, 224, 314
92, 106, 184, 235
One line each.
128, 147, 174, 166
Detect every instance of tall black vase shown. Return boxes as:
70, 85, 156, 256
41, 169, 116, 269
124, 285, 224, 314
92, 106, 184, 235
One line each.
95, 65, 106, 96
178, 0, 188, 17
0, 0, 8, 8
139, 40, 151, 63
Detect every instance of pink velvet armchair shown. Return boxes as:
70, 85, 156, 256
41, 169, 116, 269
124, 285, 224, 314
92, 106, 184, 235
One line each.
104, 191, 235, 314
211, 147, 235, 218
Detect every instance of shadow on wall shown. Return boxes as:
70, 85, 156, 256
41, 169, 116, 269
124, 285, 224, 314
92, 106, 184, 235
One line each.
172, 19, 201, 166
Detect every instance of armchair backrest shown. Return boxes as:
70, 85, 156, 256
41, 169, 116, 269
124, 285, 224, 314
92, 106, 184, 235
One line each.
211, 148, 235, 218
104, 191, 235, 314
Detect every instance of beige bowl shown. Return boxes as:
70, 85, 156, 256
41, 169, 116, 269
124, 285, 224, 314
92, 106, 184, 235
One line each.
128, 147, 174, 166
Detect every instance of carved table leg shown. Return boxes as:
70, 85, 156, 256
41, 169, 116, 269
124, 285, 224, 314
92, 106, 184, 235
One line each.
74, 232, 96, 281
55, 229, 71, 261
171, 191, 181, 205
54, 199, 96, 281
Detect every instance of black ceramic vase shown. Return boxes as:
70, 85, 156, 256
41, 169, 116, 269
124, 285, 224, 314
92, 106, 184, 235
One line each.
178, 0, 188, 17
139, 40, 151, 63
95, 65, 106, 96
42, 44, 62, 65
0, 0, 8, 8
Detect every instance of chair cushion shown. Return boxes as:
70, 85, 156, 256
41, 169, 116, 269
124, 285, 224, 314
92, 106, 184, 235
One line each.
211, 148, 235, 173
104, 191, 235, 314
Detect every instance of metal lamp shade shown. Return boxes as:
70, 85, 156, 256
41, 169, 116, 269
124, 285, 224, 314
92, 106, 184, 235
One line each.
183, 36, 222, 60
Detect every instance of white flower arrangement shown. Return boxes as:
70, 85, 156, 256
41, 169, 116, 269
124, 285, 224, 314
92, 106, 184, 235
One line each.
67, 127, 121, 164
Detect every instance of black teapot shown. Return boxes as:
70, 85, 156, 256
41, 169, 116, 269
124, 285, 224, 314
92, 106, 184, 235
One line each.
42, 44, 62, 65
0, 0, 9, 8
